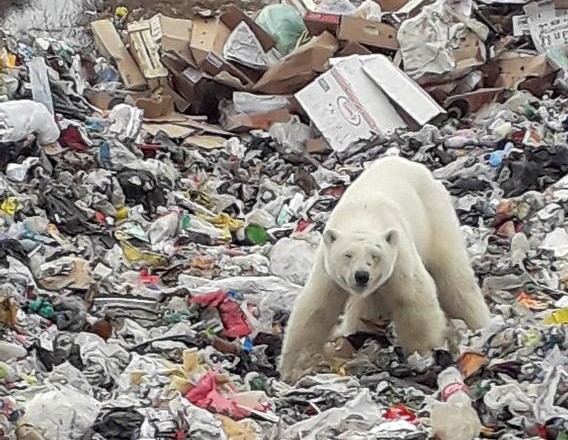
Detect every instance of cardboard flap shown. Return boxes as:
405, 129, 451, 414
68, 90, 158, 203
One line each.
219, 5, 276, 51
362, 55, 445, 125
150, 14, 195, 66
190, 18, 230, 65
254, 31, 338, 94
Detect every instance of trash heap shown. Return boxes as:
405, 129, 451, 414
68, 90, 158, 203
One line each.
2, 0, 568, 438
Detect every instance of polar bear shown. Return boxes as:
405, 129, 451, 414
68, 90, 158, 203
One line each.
279, 156, 490, 382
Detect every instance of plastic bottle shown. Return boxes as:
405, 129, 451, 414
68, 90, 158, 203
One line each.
430, 366, 481, 440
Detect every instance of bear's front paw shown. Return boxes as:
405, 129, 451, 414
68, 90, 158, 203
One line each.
278, 351, 325, 384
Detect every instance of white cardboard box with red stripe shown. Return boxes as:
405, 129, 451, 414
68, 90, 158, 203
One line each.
295, 54, 445, 153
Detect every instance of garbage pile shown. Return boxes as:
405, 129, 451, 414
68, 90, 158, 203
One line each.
2, 0, 568, 438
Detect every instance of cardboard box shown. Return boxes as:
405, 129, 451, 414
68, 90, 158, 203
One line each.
128, 21, 169, 80
90, 19, 146, 90
338, 17, 399, 50
149, 14, 195, 66
190, 18, 230, 66
189, 8, 276, 89
127, 91, 175, 119
295, 55, 406, 153
161, 52, 214, 114
304, 12, 341, 36
295, 54, 445, 153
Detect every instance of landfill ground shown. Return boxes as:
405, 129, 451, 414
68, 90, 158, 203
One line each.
3, 0, 568, 439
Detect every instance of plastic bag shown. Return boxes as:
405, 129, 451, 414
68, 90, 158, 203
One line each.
268, 116, 310, 156
233, 92, 289, 114
269, 237, 318, 285
0, 100, 60, 145
21, 384, 100, 439
256, 4, 307, 56
353, 0, 383, 22
315, 0, 357, 15
29, 56, 54, 114
109, 104, 143, 142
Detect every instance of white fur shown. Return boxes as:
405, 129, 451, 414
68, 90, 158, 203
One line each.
279, 156, 490, 382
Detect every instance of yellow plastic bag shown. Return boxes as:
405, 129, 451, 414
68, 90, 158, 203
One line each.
121, 240, 168, 267
198, 212, 244, 242
544, 307, 568, 325
0, 197, 19, 216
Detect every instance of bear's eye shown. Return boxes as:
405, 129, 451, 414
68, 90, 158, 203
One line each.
344, 253, 353, 259
372, 254, 381, 263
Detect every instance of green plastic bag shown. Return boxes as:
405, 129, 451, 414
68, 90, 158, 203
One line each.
256, 4, 307, 56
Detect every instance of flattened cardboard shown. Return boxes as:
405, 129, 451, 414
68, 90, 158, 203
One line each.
142, 123, 195, 138
483, 54, 554, 89
295, 56, 406, 153
338, 17, 399, 50
362, 55, 445, 126
444, 88, 504, 117
184, 135, 227, 149
337, 41, 373, 57
84, 90, 121, 111
128, 92, 175, 119
222, 108, 292, 132
90, 20, 146, 90
254, 32, 338, 94
377, 0, 411, 11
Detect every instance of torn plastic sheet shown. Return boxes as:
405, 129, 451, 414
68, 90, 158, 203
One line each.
19, 384, 100, 439
397, 0, 488, 81
281, 388, 389, 439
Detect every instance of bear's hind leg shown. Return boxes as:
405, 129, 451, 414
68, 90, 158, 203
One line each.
428, 256, 490, 330
425, 181, 490, 330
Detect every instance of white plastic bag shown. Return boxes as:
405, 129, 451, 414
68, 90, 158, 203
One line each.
269, 116, 310, 156
21, 384, 100, 439
0, 100, 60, 145
269, 237, 318, 285
353, 0, 383, 22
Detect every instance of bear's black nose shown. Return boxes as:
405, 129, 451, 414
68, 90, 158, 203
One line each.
354, 271, 369, 286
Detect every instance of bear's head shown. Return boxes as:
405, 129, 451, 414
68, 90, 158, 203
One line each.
322, 227, 399, 297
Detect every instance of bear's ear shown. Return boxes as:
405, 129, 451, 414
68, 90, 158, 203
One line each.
323, 228, 339, 246
383, 228, 399, 247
